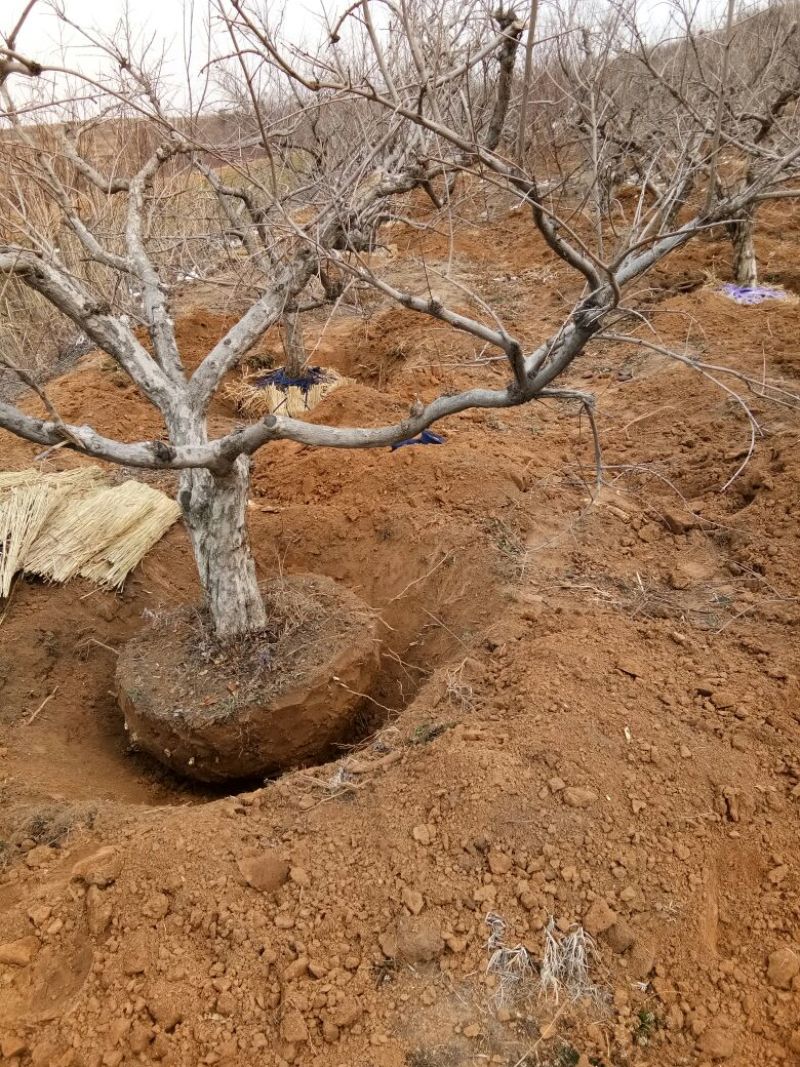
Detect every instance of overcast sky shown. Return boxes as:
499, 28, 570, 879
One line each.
12, 0, 330, 61
6, 0, 728, 113
4, 0, 322, 114
11, 0, 728, 61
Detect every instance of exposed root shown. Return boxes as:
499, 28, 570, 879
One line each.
538, 918, 600, 1004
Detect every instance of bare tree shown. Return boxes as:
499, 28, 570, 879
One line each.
1, 0, 799, 642
560, 0, 800, 286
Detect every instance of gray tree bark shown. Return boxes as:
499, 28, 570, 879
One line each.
179, 456, 266, 638
281, 309, 307, 378
731, 206, 758, 286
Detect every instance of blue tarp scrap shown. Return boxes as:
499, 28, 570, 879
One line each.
391, 429, 446, 451
718, 283, 789, 305
253, 366, 330, 393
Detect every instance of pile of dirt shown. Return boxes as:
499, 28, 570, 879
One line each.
0, 196, 799, 1066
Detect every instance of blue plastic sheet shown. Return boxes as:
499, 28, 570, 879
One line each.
391, 429, 446, 451
253, 366, 329, 393
718, 283, 788, 305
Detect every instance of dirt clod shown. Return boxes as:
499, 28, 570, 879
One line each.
583, 899, 617, 936
71, 846, 123, 887
0, 935, 39, 966
237, 851, 290, 893
563, 786, 600, 808
697, 1023, 738, 1060
766, 946, 800, 988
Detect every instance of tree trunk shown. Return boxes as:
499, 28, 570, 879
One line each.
731, 206, 758, 287
281, 309, 307, 378
179, 455, 266, 638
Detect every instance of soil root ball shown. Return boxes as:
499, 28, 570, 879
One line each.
116, 574, 380, 781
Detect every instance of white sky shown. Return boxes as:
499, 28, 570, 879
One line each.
12, 0, 727, 66
6, 0, 728, 115
12, 0, 331, 65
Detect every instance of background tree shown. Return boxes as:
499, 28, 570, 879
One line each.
2, 0, 799, 641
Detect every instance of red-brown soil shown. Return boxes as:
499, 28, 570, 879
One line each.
0, 194, 799, 1067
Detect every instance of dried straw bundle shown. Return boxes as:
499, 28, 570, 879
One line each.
0, 468, 180, 593
0, 486, 56, 597
0, 468, 103, 597
26, 479, 181, 588
224, 367, 349, 419
0, 466, 103, 499
80, 483, 181, 588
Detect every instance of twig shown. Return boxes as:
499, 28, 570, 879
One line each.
332, 676, 397, 714
77, 637, 120, 656
387, 551, 453, 603
25, 685, 58, 725
581, 398, 603, 492
33, 440, 69, 462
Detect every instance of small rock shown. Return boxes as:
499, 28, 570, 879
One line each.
402, 886, 424, 915
767, 946, 800, 989
767, 864, 789, 885
289, 867, 310, 887
129, 1024, 155, 1055
563, 786, 599, 808
616, 658, 643, 678
697, 1023, 737, 1060
396, 915, 444, 963
25, 845, 58, 869
71, 846, 123, 887
412, 824, 432, 845
122, 933, 149, 975
604, 920, 635, 954
108, 1019, 130, 1047
215, 992, 236, 1017
583, 899, 617, 937
463, 1023, 481, 1039
147, 998, 182, 1032
27, 904, 51, 927
660, 507, 693, 535
86, 886, 113, 937
666, 1005, 685, 1031
629, 936, 656, 979
284, 956, 309, 980
322, 1020, 340, 1043
142, 893, 170, 920
710, 690, 736, 710
378, 929, 399, 958
488, 850, 513, 875
332, 995, 363, 1029
1, 1034, 28, 1059
281, 1009, 309, 1044
0, 935, 40, 966
237, 851, 290, 893
548, 777, 566, 793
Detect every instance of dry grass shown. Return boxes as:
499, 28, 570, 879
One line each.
0, 468, 103, 596
0, 468, 180, 592
223, 367, 351, 418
